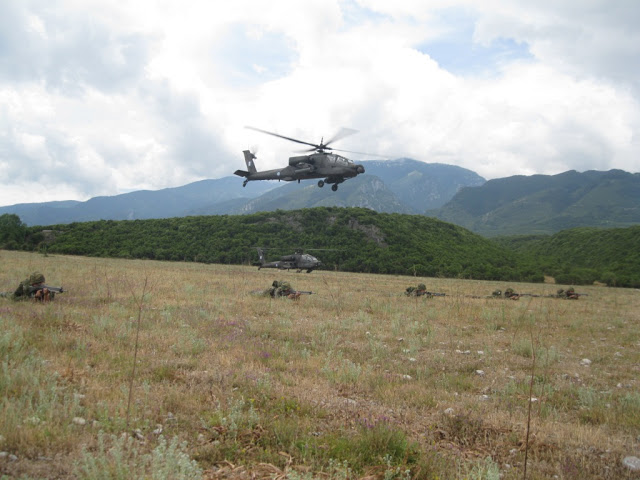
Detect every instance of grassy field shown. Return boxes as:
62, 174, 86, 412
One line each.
0, 250, 638, 479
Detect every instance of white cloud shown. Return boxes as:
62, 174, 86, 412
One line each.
0, 0, 639, 207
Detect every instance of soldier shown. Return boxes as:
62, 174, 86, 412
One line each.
0, 272, 56, 302
405, 283, 428, 297
264, 280, 300, 299
503, 287, 520, 300
563, 287, 579, 300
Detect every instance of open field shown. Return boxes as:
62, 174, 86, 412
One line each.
1, 250, 639, 479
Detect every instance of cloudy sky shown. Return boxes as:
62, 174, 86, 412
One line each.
1, 0, 639, 206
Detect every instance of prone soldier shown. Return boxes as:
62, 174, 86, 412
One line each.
262, 280, 313, 300
0, 272, 63, 302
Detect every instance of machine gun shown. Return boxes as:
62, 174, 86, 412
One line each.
271, 289, 314, 298
282, 290, 314, 300
28, 285, 64, 294
27, 284, 64, 301
417, 291, 446, 297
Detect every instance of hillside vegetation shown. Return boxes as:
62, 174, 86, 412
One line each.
493, 225, 640, 287
4, 208, 541, 282
0, 251, 638, 479
3, 208, 640, 286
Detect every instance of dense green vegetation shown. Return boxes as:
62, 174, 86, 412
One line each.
2, 209, 540, 282
0, 214, 28, 249
3, 208, 639, 286
493, 226, 640, 287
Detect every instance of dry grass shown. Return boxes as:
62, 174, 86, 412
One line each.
0, 250, 639, 479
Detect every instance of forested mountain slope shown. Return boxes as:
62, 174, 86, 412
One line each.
20, 208, 538, 282
430, 169, 640, 236
493, 225, 640, 287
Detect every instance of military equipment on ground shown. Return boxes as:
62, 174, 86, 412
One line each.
405, 285, 445, 297
28, 285, 64, 294
555, 288, 586, 299
261, 280, 314, 299
235, 126, 367, 191
254, 247, 323, 273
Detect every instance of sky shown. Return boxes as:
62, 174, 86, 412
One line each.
1, 0, 639, 207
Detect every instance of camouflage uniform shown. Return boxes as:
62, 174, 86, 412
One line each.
406, 283, 428, 297
558, 287, 579, 300
264, 280, 299, 299
0, 272, 55, 301
503, 287, 520, 300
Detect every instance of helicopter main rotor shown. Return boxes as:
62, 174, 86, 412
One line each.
246, 126, 360, 154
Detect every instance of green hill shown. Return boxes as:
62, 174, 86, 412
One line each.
5, 208, 639, 286
13, 208, 538, 282
493, 225, 640, 287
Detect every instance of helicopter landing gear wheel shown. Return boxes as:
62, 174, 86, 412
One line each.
331, 184, 338, 192
318, 180, 324, 188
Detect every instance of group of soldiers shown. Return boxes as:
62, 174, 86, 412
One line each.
403, 284, 584, 300
490, 287, 581, 300
0, 271, 62, 302
1, 272, 585, 304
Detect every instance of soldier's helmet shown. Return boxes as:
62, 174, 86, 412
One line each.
566, 287, 575, 294
504, 287, 515, 296
557, 289, 564, 295
280, 281, 292, 291
272, 280, 280, 288
29, 272, 45, 285
417, 283, 426, 291
492, 289, 502, 297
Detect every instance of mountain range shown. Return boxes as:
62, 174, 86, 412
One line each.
0, 159, 485, 226
429, 169, 640, 236
2, 160, 639, 237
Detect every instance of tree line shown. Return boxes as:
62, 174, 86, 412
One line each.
1, 209, 638, 287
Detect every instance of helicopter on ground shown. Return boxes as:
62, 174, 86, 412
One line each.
234, 126, 366, 191
254, 247, 323, 273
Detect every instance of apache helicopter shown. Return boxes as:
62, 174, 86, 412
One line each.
254, 247, 323, 273
234, 126, 366, 191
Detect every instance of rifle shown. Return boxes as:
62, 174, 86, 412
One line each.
280, 290, 314, 300
417, 291, 446, 297
28, 285, 64, 294
519, 293, 540, 297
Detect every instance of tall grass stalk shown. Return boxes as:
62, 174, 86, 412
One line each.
126, 277, 149, 429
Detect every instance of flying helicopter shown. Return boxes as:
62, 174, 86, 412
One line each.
234, 126, 366, 191
254, 247, 323, 273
